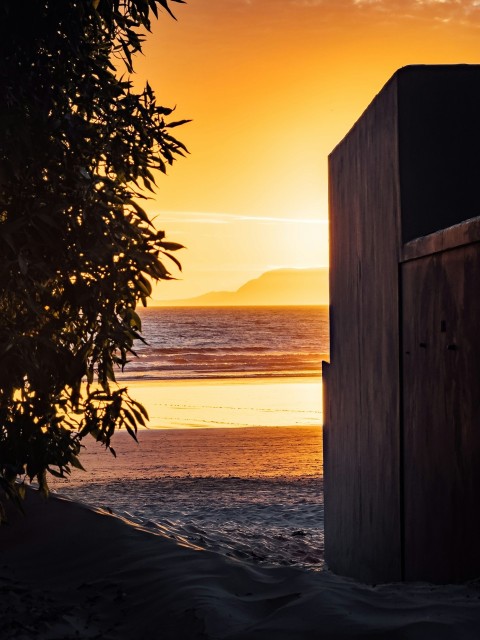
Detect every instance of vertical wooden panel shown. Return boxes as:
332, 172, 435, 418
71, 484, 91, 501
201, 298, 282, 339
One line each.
325, 77, 402, 583
326, 65, 480, 585
402, 242, 480, 582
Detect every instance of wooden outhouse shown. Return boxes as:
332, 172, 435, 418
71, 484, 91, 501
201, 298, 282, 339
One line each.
323, 65, 480, 584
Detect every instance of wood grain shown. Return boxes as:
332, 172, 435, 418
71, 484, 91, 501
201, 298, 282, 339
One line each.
402, 216, 480, 262
326, 75, 402, 583
402, 242, 480, 582
326, 65, 480, 584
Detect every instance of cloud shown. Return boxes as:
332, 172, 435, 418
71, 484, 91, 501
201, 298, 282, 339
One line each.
356, 0, 480, 13
290, 0, 324, 5
155, 211, 327, 225
208, 0, 480, 31
351, 0, 464, 4
290, 0, 480, 21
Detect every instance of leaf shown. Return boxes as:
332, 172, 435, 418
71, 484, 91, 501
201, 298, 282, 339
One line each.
70, 456, 86, 471
130, 405, 146, 426
121, 40, 134, 74
128, 310, 142, 330
163, 251, 182, 272
157, 0, 178, 20
133, 400, 149, 420
127, 199, 151, 225
17, 483, 26, 500
124, 422, 139, 442
166, 119, 192, 128
159, 241, 185, 251
47, 467, 65, 479
137, 277, 152, 296
123, 408, 138, 430
106, 361, 116, 382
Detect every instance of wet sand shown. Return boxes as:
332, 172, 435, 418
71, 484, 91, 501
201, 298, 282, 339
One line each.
120, 375, 322, 429
51, 427, 324, 571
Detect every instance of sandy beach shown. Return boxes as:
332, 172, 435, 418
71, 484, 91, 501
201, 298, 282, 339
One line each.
118, 376, 322, 430
2, 488, 480, 640
1, 308, 476, 638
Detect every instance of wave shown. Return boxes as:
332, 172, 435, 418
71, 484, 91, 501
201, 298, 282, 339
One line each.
118, 350, 328, 381
118, 306, 329, 381
119, 371, 323, 381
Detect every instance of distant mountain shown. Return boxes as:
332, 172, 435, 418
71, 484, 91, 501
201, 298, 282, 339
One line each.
153, 268, 329, 307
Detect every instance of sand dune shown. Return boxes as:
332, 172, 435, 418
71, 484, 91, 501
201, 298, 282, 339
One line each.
1, 488, 480, 639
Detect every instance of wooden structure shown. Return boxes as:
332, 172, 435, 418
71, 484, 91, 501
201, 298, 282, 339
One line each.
323, 65, 480, 584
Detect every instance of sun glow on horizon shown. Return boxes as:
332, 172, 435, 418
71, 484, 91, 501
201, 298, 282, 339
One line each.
150, 210, 329, 300
129, 0, 480, 300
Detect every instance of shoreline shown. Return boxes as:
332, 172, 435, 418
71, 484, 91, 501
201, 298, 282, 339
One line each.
2, 488, 480, 640
119, 373, 323, 385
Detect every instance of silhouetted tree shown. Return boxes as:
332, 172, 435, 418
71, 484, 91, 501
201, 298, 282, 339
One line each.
0, 0, 187, 508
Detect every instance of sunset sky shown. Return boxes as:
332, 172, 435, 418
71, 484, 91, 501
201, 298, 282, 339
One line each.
132, 0, 480, 301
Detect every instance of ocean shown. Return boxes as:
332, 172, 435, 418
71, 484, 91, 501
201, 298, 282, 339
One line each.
125, 306, 328, 381
52, 306, 328, 571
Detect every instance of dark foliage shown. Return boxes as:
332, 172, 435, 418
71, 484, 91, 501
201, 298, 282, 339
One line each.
0, 0, 187, 507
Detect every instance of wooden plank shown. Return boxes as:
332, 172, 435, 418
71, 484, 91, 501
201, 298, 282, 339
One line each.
402, 215, 480, 262
325, 75, 402, 583
402, 242, 480, 582
322, 360, 330, 481
326, 65, 480, 584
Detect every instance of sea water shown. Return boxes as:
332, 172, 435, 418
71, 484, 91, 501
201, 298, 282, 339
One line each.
52, 306, 328, 571
124, 306, 328, 381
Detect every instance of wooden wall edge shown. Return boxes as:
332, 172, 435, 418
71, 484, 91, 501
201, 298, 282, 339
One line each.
402, 215, 480, 262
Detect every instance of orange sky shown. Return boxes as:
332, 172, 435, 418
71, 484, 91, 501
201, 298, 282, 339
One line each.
130, 0, 480, 301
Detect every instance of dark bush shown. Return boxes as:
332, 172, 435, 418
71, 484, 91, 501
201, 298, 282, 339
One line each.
0, 0, 187, 507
